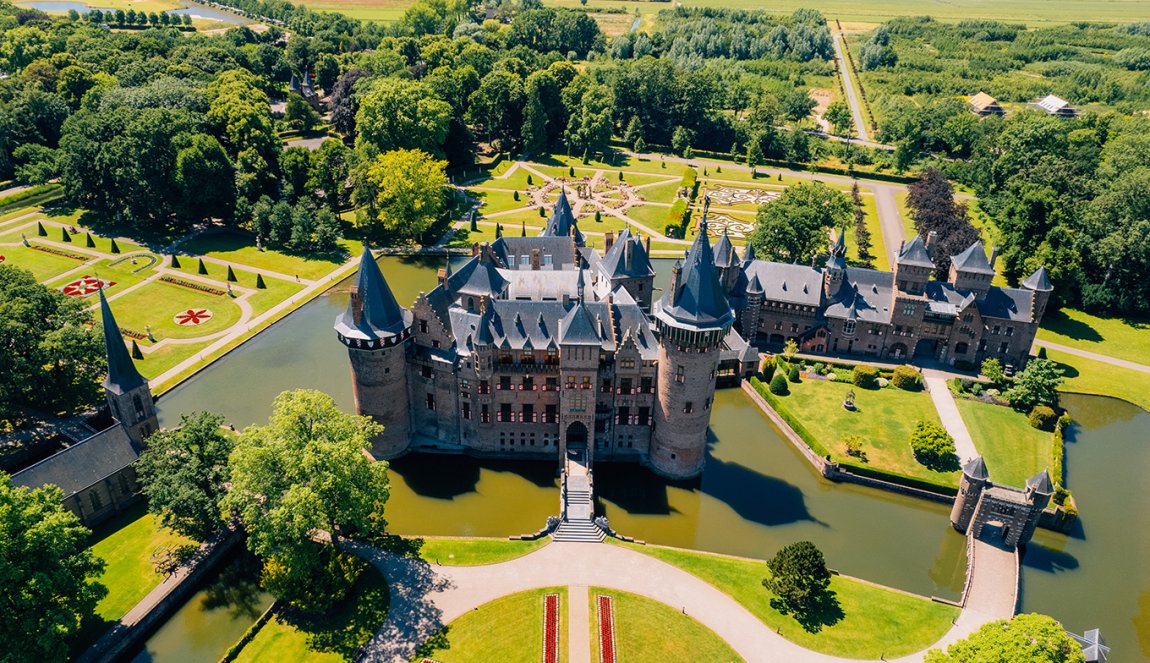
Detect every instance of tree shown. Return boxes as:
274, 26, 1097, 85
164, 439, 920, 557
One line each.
0, 475, 107, 661
1005, 358, 1063, 411
329, 67, 371, 136
0, 265, 105, 426
763, 541, 832, 613
981, 358, 1004, 386
769, 372, 789, 395
136, 412, 235, 541
355, 78, 452, 158
468, 70, 524, 152
824, 101, 853, 137
175, 133, 235, 222
307, 139, 353, 212
909, 421, 958, 471
750, 182, 852, 262
284, 94, 320, 132
851, 182, 872, 267
925, 613, 1085, 663
780, 89, 818, 125
747, 138, 764, 169
565, 84, 614, 158
221, 390, 388, 612
906, 169, 980, 276
279, 146, 312, 203
672, 125, 693, 156
354, 148, 447, 241
624, 115, 644, 151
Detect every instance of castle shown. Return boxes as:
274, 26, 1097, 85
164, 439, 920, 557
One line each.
950, 456, 1053, 548
337, 192, 1051, 479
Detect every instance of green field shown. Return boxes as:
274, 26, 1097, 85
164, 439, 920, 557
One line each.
1045, 347, 1150, 413
412, 587, 569, 663
590, 588, 741, 663
415, 537, 548, 566
954, 399, 1052, 489
1038, 308, 1150, 368
618, 542, 958, 659
769, 376, 959, 488
178, 232, 352, 281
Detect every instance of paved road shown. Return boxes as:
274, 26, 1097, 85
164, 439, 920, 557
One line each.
873, 186, 909, 266
1034, 339, 1150, 375
352, 539, 1014, 663
923, 369, 980, 464
569, 584, 591, 663
831, 33, 870, 142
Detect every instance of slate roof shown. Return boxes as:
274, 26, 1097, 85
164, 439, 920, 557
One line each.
826, 228, 847, 270
1069, 629, 1109, 663
655, 219, 734, 330
539, 190, 585, 245
712, 230, 739, 269
741, 241, 756, 268
977, 286, 1034, 322
1027, 469, 1054, 495
558, 301, 603, 345
10, 425, 139, 499
1021, 266, 1053, 291
963, 456, 990, 481
600, 228, 655, 279
924, 281, 974, 317
446, 245, 509, 299
952, 240, 996, 275
99, 288, 147, 395
744, 262, 823, 307
824, 268, 894, 324
335, 243, 412, 339
898, 235, 935, 269
491, 236, 577, 270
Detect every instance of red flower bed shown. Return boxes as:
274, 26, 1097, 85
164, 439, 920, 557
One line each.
543, 593, 560, 663
119, 327, 147, 340
30, 244, 87, 261
159, 275, 226, 296
597, 595, 616, 663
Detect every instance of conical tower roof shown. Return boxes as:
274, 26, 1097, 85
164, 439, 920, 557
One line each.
540, 189, 582, 243
335, 242, 411, 339
826, 226, 848, 270
951, 240, 995, 275
713, 229, 739, 269
1021, 266, 1053, 292
1027, 469, 1054, 495
742, 241, 756, 268
962, 456, 990, 482
898, 235, 935, 269
99, 287, 147, 394
655, 213, 734, 331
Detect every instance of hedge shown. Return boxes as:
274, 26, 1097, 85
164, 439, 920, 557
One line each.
680, 167, 699, 199
666, 199, 690, 237
0, 183, 63, 210
1051, 413, 1071, 488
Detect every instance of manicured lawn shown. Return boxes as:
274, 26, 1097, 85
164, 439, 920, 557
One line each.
178, 232, 352, 281
1044, 347, 1150, 412
954, 399, 1052, 488
616, 172, 679, 187
624, 203, 675, 232
108, 279, 243, 342
618, 543, 957, 660
471, 188, 528, 214
842, 194, 889, 272
166, 258, 306, 318
235, 565, 390, 663
415, 537, 548, 566
895, 191, 915, 239
1037, 308, 1150, 368
413, 587, 568, 663
1, 243, 94, 280
635, 181, 684, 204
590, 587, 741, 662
770, 376, 959, 487
89, 507, 197, 621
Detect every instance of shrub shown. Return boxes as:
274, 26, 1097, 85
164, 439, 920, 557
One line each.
909, 421, 959, 472
891, 365, 921, 390
787, 365, 801, 383
842, 435, 866, 461
813, 362, 826, 375
109, 238, 120, 253
971, 383, 984, 397
527, 174, 533, 185
256, 274, 266, 289
37, 221, 46, 236
769, 373, 789, 395
826, 372, 837, 381
61, 227, 72, 242
960, 378, 974, 392
85, 233, 95, 248
198, 258, 208, 275
852, 364, 879, 389
226, 265, 237, 282
1029, 405, 1057, 431
513, 191, 520, 201
171, 254, 181, 268
760, 356, 776, 382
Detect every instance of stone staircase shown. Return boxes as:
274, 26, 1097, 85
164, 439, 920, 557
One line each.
552, 453, 604, 543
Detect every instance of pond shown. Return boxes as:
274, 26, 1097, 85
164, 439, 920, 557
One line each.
166, 4, 247, 24
155, 256, 1149, 658
15, 1, 115, 13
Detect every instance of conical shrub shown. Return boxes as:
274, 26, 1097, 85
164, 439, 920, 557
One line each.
61, 227, 72, 242
85, 233, 95, 248
198, 258, 207, 275
131, 340, 143, 360
255, 273, 266, 289
109, 238, 120, 253
171, 254, 181, 268
226, 265, 237, 282
37, 221, 46, 236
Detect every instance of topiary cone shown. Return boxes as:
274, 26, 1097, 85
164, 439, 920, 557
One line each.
37, 221, 47, 236
226, 265, 237, 282
131, 340, 143, 360
198, 258, 207, 275
255, 273, 266, 289
171, 254, 181, 268
85, 233, 95, 248
61, 227, 72, 242
110, 238, 120, 253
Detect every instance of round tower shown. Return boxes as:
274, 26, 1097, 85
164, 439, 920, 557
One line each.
950, 456, 990, 533
649, 217, 734, 479
335, 243, 413, 458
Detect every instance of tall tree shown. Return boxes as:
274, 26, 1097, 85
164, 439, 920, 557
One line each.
1004, 358, 1064, 411
137, 411, 235, 541
0, 475, 107, 661
307, 139, 353, 211
329, 67, 371, 136
750, 182, 852, 262
175, 133, 235, 222
468, 70, 524, 152
763, 540, 832, 613
354, 78, 452, 158
353, 148, 447, 241
565, 83, 614, 158
851, 181, 872, 267
221, 390, 389, 612
824, 101, 853, 137
906, 168, 980, 276
925, 613, 1085, 663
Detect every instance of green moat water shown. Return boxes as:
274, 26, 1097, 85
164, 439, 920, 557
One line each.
151, 257, 1149, 660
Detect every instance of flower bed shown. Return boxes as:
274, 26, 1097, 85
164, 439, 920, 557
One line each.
597, 594, 616, 663
30, 243, 88, 261
119, 327, 147, 340
159, 275, 226, 296
543, 593, 560, 663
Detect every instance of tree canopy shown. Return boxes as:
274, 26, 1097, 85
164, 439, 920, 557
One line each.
925, 613, 1085, 663
354, 148, 448, 242
750, 182, 853, 262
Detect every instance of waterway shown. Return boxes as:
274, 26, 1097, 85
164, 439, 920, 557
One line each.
15, 0, 246, 23
154, 256, 1149, 659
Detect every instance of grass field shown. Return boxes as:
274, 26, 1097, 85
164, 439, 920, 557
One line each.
412, 587, 569, 663
1037, 308, 1150, 368
618, 542, 958, 659
178, 232, 353, 281
770, 376, 959, 487
954, 399, 1052, 488
590, 588, 741, 663
415, 537, 548, 566
1044, 347, 1150, 413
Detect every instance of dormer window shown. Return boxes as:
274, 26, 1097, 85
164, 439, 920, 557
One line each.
843, 320, 856, 336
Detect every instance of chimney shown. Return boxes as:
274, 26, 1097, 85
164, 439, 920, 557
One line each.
624, 238, 633, 269
898, 239, 905, 255
531, 248, 541, 270
989, 246, 999, 269
605, 231, 615, 252
437, 267, 448, 288
670, 261, 682, 306
350, 286, 363, 324
926, 231, 938, 249
479, 242, 490, 263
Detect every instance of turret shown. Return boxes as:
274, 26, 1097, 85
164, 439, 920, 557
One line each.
824, 226, 847, 297
894, 234, 934, 295
600, 227, 655, 310
712, 226, 741, 294
334, 242, 413, 458
1021, 266, 1053, 323
740, 273, 764, 341
1019, 469, 1054, 544
948, 240, 995, 298
98, 288, 157, 445
950, 456, 990, 533
649, 213, 734, 479
539, 189, 585, 246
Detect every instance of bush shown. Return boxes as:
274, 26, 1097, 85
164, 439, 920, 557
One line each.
909, 421, 959, 472
891, 365, 921, 390
842, 435, 866, 461
760, 356, 776, 382
971, 383, 984, 397
825, 372, 837, 381
813, 362, 826, 375
1029, 405, 1057, 431
852, 364, 879, 389
787, 365, 801, 383
769, 373, 789, 395
960, 378, 974, 392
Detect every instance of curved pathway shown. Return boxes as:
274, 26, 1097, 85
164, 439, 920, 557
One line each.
1033, 339, 1150, 375
351, 537, 1017, 663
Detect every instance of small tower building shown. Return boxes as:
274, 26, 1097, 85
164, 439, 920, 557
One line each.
98, 288, 156, 444
1021, 266, 1054, 322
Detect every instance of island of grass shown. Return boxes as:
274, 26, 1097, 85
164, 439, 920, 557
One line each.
589, 587, 741, 663
616, 542, 957, 660
411, 587, 569, 663
1044, 347, 1150, 412
751, 372, 960, 491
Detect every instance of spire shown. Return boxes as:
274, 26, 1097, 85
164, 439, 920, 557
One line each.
951, 240, 995, 274
654, 200, 734, 331
341, 241, 408, 337
962, 456, 990, 482
826, 226, 848, 271
747, 272, 764, 294
898, 235, 935, 268
713, 228, 738, 269
576, 264, 586, 301
1027, 469, 1054, 495
99, 287, 147, 394
742, 241, 756, 268
845, 292, 859, 320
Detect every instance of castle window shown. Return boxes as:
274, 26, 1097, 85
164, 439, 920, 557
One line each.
992, 325, 1001, 335
963, 313, 973, 323
468, 297, 475, 310
684, 401, 693, 414
956, 342, 969, 354
522, 403, 534, 423
616, 406, 629, 425
522, 376, 534, 390
499, 376, 511, 390
546, 404, 558, 423
520, 255, 530, 266
999, 342, 1009, 354
89, 490, 103, 511
704, 397, 711, 410
843, 320, 856, 336
133, 394, 145, 418
426, 393, 435, 410
432, 340, 441, 348
978, 339, 987, 352
1005, 327, 1014, 337
499, 403, 512, 422
641, 376, 652, 393
902, 303, 916, 316
774, 321, 783, 331
421, 365, 433, 378
419, 319, 428, 334
479, 380, 490, 395
638, 407, 650, 426
620, 358, 635, 369
481, 404, 490, 423
790, 323, 798, 333
463, 402, 471, 420
675, 366, 685, 383
546, 377, 558, 391
620, 378, 633, 394
543, 255, 553, 266
601, 379, 611, 393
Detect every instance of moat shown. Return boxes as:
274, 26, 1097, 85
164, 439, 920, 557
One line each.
146, 256, 1150, 661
